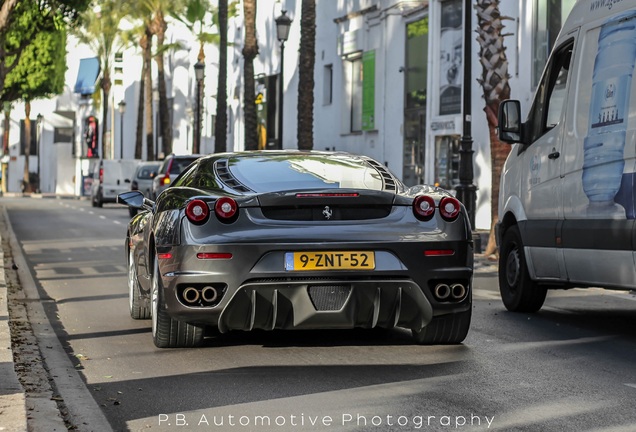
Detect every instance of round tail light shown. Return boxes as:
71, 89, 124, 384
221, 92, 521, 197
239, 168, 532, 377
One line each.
185, 199, 210, 224
439, 197, 461, 221
413, 195, 435, 221
214, 197, 238, 221
161, 174, 171, 186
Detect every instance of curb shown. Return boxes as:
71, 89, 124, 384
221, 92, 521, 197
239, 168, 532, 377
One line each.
0, 231, 27, 431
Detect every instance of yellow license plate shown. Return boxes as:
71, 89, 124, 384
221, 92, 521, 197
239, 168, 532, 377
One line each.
285, 251, 375, 271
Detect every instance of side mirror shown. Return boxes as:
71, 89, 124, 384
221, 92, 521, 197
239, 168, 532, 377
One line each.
117, 190, 154, 211
497, 100, 523, 144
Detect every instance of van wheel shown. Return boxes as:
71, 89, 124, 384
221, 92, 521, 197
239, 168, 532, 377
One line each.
411, 308, 471, 345
151, 255, 204, 348
96, 190, 103, 208
499, 225, 547, 312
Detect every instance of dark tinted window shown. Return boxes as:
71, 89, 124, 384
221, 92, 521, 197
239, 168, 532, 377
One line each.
224, 154, 386, 192
170, 157, 199, 174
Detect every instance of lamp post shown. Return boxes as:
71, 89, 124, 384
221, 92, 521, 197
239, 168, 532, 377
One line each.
118, 100, 126, 159
455, 0, 477, 229
275, 10, 292, 149
36, 114, 43, 193
193, 61, 205, 154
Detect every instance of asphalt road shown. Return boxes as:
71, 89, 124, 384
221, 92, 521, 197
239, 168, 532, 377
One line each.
3, 197, 636, 432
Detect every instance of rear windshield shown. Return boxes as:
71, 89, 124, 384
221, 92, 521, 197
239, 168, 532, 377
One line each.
224, 154, 386, 192
170, 157, 199, 175
137, 164, 160, 179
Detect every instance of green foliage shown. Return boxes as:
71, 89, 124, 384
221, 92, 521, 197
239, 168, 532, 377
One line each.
2, 1, 67, 102
5, 26, 67, 101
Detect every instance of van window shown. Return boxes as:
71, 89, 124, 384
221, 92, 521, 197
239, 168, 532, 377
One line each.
526, 40, 574, 144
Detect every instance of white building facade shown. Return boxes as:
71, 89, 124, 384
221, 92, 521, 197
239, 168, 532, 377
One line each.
1, 0, 575, 231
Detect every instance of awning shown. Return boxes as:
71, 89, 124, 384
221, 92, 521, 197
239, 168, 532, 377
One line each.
74, 57, 100, 95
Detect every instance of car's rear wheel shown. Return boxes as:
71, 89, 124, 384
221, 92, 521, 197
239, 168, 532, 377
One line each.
411, 308, 471, 344
95, 190, 103, 208
128, 248, 150, 319
151, 255, 204, 348
499, 225, 547, 312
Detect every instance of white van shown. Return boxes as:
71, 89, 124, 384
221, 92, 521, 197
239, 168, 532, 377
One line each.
496, 2, 636, 312
90, 159, 140, 207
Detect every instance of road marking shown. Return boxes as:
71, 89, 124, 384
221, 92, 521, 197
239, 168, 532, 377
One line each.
113, 220, 121, 225
99, 215, 106, 220
624, 383, 636, 390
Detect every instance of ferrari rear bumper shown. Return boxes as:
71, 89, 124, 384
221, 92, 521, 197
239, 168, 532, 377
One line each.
216, 280, 434, 333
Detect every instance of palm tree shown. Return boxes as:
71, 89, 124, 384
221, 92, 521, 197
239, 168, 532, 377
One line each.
242, 0, 258, 150
148, 1, 171, 157
75, 0, 129, 160
173, 0, 220, 154
297, 0, 316, 150
214, 0, 229, 153
475, 0, 512, 255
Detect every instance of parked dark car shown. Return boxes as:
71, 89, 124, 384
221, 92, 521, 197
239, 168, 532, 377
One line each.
118, 151, 473, 348
128, 161, 160, 217
151, 154, 202, 199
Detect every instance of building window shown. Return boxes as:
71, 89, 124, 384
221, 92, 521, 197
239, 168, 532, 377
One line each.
532, 0, 576, 88
323, 64, 333, 105
349, 57, 363, 132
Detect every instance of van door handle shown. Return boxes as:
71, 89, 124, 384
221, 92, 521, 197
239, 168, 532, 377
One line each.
548, 149, 560, 159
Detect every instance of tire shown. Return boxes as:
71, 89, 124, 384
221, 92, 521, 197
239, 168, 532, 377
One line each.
96, 190, 103, 208
129, 207, 137, 218
412, 308, 471, 344
498, 225, 547, 312
128, 248, 150, 319
151, 255, 204, 348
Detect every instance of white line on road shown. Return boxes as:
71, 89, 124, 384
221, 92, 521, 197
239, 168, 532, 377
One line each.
113, 220, 121, 225
624, 383, 636, 390
99, 215, 106, 220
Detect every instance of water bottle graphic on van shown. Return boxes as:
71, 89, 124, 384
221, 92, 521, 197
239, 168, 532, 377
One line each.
583, 11, 636, 217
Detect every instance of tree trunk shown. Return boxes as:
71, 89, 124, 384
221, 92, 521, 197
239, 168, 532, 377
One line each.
22, 101, 31, 192
135, 34, 147, 160
144, 26, 155, 161
297, 0, 316, 150
214, 0, 228, 153
242, 0, 258, 150
101, 72, 112, 159
154, 11, 172, 157
475, 0, 512, 256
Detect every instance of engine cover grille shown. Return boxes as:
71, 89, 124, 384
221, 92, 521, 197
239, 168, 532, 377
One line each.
308, 285, 351, 311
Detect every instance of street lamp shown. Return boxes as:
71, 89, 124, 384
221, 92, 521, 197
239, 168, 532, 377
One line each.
118, 100, 126, 159
275, 10, 292, 149
455, 0, 477, 230
36, 114, 43, 193
193, 61, 205, 154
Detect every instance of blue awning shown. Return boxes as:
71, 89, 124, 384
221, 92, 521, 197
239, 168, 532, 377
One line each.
74, 57, 100, 95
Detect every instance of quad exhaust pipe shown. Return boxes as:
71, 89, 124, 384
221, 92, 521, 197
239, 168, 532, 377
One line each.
433, 283, 467, 302
181, 286, 221, 306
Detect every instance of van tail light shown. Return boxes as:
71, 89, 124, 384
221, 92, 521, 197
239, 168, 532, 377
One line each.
214, 197, 238, 222
185, 199, 210, 224
439, 197, 461, 221
161, 174, 171, 186
99, 168, 104, 183
413, 195, 435, 221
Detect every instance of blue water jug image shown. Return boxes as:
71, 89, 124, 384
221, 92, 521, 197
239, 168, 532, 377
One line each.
583, 10, 636, 217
